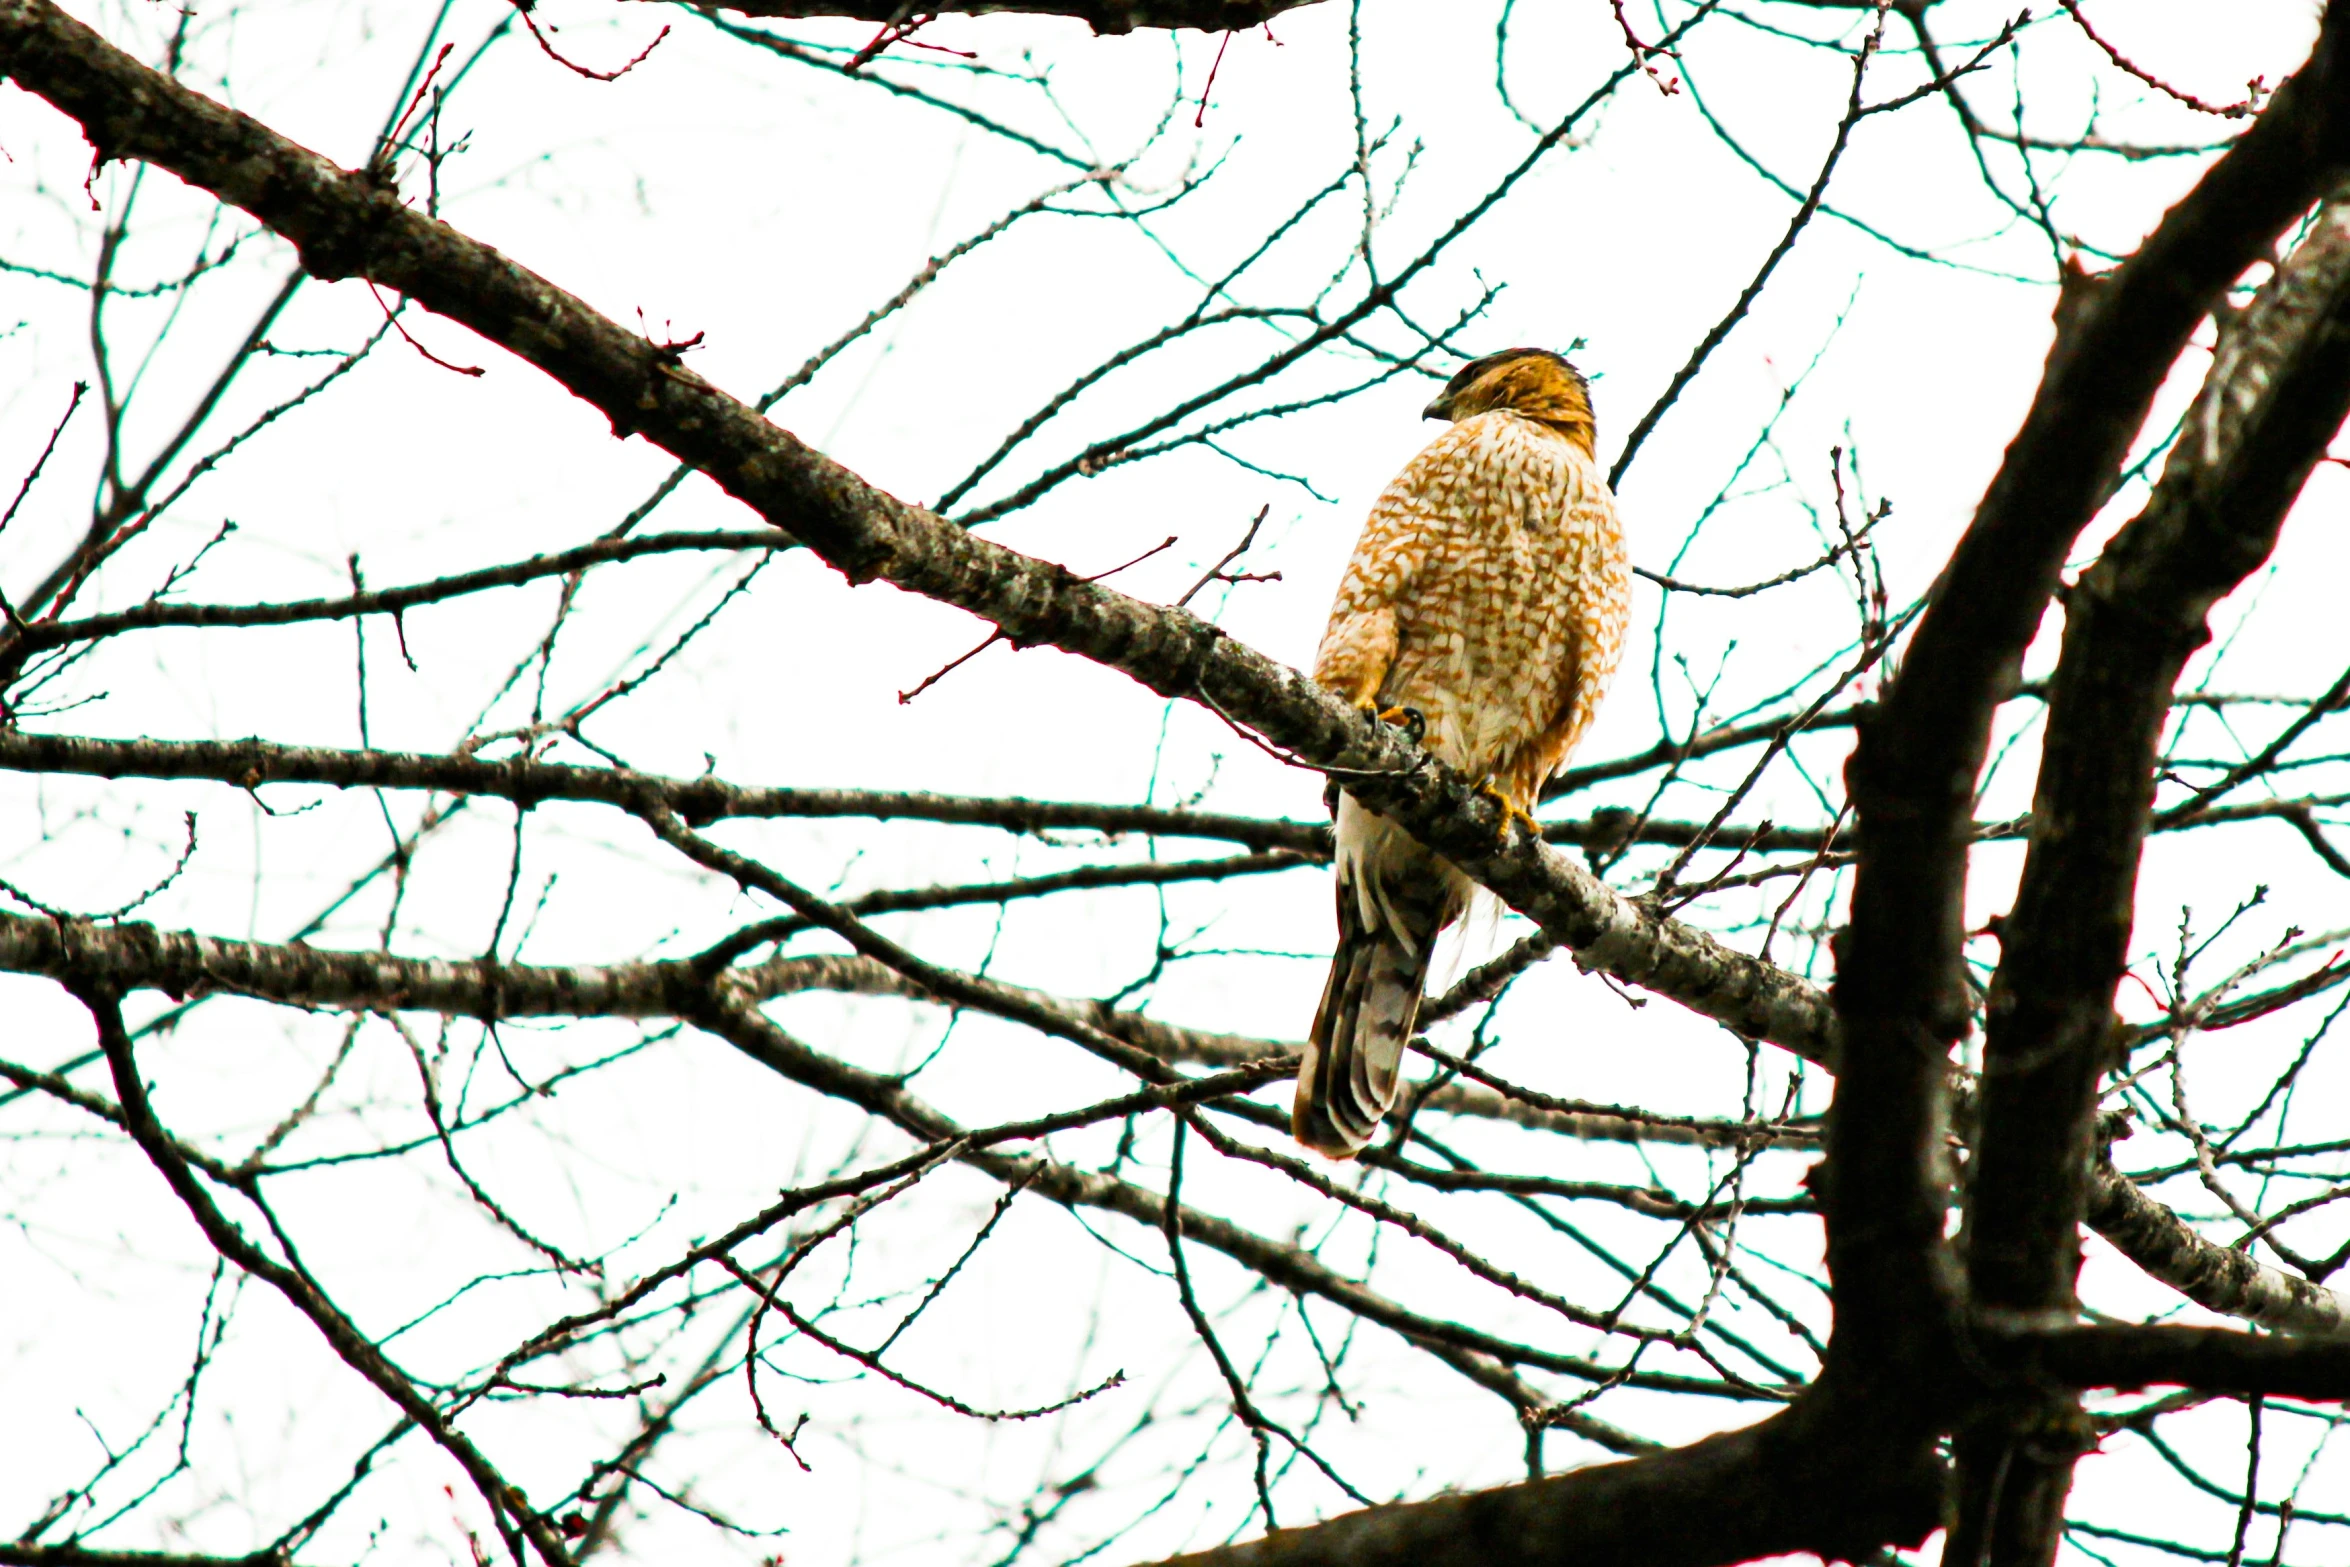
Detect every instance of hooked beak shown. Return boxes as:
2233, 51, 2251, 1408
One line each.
1422, 389, 1456, 421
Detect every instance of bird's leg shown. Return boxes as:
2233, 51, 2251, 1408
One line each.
1475, 777, 1541, 842
1353, 697, 1426, 745
1382, 706, 1427, 744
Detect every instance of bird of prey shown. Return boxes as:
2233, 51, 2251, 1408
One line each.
1293, 347, 1630, 1158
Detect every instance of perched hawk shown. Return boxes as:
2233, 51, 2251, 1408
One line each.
1293, 348, 1630, 1158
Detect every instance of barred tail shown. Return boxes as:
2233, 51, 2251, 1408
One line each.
1293, 797, 1465, 1159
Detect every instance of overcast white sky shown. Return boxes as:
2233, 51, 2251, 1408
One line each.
3, 3, 2347, 1564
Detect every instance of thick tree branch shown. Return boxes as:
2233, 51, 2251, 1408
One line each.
645, 0, 1320, 31
1984, 1320, 2350, 1402
1803, 9, 2350, 1563
2087, 1159, 2349, 1335
652, 0, 1913, 28
1955, 189, 2350, 1565
1832, 0, 2350, 1330
1138, 1402, 1929, 1567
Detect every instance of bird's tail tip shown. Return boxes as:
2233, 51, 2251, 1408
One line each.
1289, 1094, 1371, 1161
1293, 923, 1424, 1159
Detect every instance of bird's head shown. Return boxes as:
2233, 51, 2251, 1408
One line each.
1422, 348, 1595, 454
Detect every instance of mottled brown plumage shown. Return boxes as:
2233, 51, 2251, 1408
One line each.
1294, 348, 1631, 1158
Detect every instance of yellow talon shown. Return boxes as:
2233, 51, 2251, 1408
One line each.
1477, 778, 1540, 841
1354, 699, 1426, 743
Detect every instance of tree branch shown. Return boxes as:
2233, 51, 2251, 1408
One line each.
1985, 1319, 2350, 1402
641, 0, 1322, 32
0, 729, 1327, 851
64, 985, 575, 1567
2087, 1158, 2349, 1335
1956, 186, 2350, 1564
0, 1550, 290, 1567
1136, 1403, 1921, 1567
4, 529, 773, 657
1814, 7, 2350, 1561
